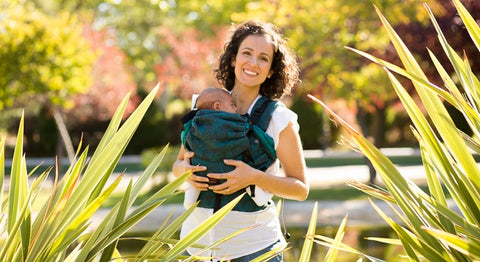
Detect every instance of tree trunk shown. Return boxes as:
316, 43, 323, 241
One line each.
52, 108, 74, 164
356, 101, 377, 184
373, 106, 386, 148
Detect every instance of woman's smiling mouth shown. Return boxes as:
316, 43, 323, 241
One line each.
243, 68, 258, 76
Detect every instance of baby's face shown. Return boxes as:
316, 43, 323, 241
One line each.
219, 96, 237, 113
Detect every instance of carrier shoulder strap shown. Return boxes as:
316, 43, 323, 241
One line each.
249, 97, 278, 131
243, 97, 278, 203
180, 109, 198, 124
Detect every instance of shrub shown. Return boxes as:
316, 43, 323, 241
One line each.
309, 0, 480, 260
0, 84, 243, 261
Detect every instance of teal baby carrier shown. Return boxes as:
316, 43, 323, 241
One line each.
181, 96, 279, 212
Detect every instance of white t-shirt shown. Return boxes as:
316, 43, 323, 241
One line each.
181, 95, 299, 260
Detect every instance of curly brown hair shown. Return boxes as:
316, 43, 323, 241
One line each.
214, 20, 300, 99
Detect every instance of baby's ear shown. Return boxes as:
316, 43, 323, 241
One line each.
213, 101, 221, 110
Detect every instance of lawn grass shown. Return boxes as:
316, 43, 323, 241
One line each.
102, 183, 441, 208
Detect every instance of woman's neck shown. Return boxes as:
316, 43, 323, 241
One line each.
231, 86, 260, 114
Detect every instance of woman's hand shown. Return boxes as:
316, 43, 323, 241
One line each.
173, 148, 209, 191
207, 121, 309, 201
207, 159, 259, 195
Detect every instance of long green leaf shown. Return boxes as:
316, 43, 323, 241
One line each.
83, 171, 190, 261
424, 227, 480, 259
8, 113, 28, 232
98, 180, 132, 262
313, 234, 385, 262
129, 169, 189, 218
453, 0, 480, 53
0, 177, 36, 261
136, 202, 199, 260
0, 135, 4, 209
65, 82, 160, 219
424, 4, 480, 188
299, 201, 317, 262
428, 50, 480, 138
163, 194, 245, 260
250, 243, 288, 262
84, 93, 130, 204
192, 226, 254, 261
418, 140, 455, 234
324, 213, 347, 262
129, 144, 168, 206
370, 200, 444, 261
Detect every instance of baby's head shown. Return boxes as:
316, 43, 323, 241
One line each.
196, 87, 237, 113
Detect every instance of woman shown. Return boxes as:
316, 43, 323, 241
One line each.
172, 20, 308, 261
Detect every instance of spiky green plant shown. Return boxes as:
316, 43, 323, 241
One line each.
309, 0, 480, 261
0, 83, 243, 261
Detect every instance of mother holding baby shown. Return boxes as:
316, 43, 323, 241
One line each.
172, 19, 309, 261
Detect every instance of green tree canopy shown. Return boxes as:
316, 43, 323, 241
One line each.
0, 1, 95, 111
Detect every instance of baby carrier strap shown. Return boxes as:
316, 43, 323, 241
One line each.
182, 96, 280, 213
211, 97, 279, 213
180, 109, 198, 124
244, 96, 278, 170
249, 96, 278, 130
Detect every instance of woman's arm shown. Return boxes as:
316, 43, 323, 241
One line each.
172, 145, 210, 191
208, 121, 309, 201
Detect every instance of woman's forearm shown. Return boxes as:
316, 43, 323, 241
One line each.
253, 169, 309, 201
172, 159, 186, 178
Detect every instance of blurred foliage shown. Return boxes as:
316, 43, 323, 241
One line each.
290, 96, 339, 149
4, 0, 480, 156
0, 84, 244, 261
0, 0, 95, 110
311, 0, 480, 260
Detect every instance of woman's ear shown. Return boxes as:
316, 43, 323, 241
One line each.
268, 70, 274, 78
231, 57, 236, 67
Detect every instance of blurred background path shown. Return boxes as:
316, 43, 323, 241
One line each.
6, 147, 444, 230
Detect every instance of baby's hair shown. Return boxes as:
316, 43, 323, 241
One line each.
196, 87, 231, 110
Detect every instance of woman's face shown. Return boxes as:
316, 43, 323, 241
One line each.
232, 34, 274, 89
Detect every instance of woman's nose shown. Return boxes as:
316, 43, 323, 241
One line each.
247, 56, 257, 66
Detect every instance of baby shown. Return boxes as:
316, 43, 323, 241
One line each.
181, 87, 275, 210
195, 87, 236, 113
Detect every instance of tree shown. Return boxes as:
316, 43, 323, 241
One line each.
27, 0, 480, 155
63, 25, 140, 152
311, 1, 480, 259
32, 0, 251, 91
0, 1, 94, 109
0, 1, 96, 160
